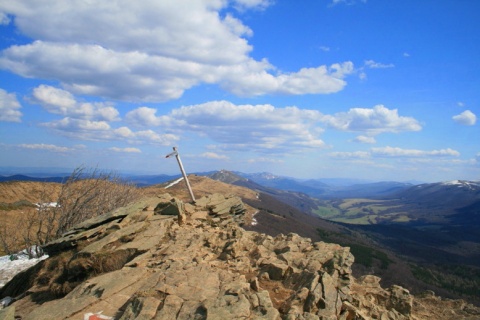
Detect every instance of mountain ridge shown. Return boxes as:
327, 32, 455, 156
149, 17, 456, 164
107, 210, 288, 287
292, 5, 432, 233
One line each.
1, 188, 479, 319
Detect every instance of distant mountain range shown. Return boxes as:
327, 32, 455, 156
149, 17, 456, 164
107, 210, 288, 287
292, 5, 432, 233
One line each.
226, 170, 416, 199
4, 170, 478, 204
0, 174, 67, 183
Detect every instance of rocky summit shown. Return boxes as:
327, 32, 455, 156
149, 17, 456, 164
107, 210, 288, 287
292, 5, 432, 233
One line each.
1, 193, 479, 320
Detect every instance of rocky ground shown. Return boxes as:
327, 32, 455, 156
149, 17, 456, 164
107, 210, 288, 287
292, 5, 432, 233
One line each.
1, 192, 479, 320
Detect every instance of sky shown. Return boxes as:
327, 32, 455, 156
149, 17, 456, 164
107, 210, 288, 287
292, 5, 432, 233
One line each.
0, 0, 479, 182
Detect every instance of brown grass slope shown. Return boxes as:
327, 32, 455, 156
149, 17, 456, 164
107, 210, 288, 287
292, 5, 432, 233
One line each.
0, 181, 61, 204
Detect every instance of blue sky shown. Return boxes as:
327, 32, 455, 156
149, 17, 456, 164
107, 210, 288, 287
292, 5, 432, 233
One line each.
0, 0, 479, 182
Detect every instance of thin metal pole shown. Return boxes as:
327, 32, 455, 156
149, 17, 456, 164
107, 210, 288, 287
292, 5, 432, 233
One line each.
166, 147, 196, 203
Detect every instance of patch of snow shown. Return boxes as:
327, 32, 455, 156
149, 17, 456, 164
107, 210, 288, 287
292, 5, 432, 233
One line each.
35, 202, 59, 209
0, 251, 48, 288
441, 180, 480, 190
1, 296, 13, 308
442, 180, 462, 186
165, 177, 184, 189
250, 210, 259, 226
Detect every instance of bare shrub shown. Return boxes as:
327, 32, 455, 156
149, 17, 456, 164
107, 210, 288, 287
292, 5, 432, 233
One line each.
0, 221, 21, 256
54, 166, 140, 237
0, 166, 140, 257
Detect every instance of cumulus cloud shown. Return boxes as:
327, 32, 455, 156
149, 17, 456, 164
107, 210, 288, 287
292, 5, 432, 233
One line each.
0, 88, 22, 122
0, 1, 354, 102
353, 135, 376, 144
128, 101, 326, 153
125, 107, 176, 127
124, 102, 425, 153
42, 117, 178, 145
201, 152, 229, 160
322, 104, 422, 134
29, 85, 179, 145
453, 110, 476, 126
18, 143, 72, 152
33, 85, 120, 121
221, 62, 354, 97
371, 146, 460, 157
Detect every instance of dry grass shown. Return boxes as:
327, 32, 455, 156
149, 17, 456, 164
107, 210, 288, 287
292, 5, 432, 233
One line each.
0, 175, 254, 255
143, 175, 259, 202
0, 181, 61, 203
0, 181, 61, 255
0, 168, 140, 256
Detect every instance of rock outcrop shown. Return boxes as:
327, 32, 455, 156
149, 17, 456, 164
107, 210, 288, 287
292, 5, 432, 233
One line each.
1, 193, 479, 320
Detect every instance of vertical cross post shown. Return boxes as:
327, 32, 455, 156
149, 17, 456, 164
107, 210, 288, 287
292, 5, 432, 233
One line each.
166, 147, 196, 203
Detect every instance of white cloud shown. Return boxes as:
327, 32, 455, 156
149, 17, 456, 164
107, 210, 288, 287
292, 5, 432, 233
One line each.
364, 60, 394, 69
33, 85, 120, 121
0, 89, 22, 122
353, 135, 376, 144
220, 61, 354, 96
109, 147, 141, 153
168, 101, 327, 151
125, 107, 175, 127
42, 117, 178, 145
371, 146, 460, 157
329, 151, 371, 159
319, 46, 331, 52
328, 146, 461, 163
201, 152, 229, 160
18, 143, 72, 152
129, 101, 326, 153
0, 88, 22, 122
322, 104, 422, 134
247, 157, 284, 163
0, 1, 354, 102
124, 102, 427, 154
403, 52, 410, 57
233, 0, 272, 10
0, 12, 10, 25
31, 86, 180, 145
452, 110, 476, 126
330, 0, 367, 6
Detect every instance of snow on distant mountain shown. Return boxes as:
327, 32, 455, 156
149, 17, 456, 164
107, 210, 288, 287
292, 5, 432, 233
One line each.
395, 180, 480, 209
440, 180, 480, 189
